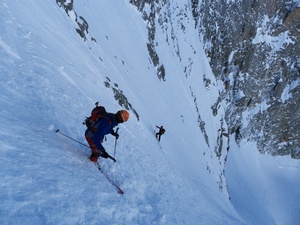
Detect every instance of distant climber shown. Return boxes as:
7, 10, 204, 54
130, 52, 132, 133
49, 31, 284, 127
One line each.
156, 125, 165, 142
84, 102, 129, 162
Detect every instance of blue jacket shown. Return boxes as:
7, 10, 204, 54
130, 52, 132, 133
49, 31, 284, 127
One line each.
85, 113, 118, 151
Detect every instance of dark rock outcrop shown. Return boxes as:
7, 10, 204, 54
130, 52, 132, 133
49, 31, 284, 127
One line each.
196, 0, 300, 158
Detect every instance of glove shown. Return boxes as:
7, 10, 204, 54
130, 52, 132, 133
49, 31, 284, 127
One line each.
111, 130, 119, 139
113, 132, 119, 140
100, 149, 109, 158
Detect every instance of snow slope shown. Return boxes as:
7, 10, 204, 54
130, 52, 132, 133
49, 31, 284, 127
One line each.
0, 1, 299, 225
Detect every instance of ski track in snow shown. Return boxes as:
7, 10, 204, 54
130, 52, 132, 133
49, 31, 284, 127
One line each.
0, 38, 21, 60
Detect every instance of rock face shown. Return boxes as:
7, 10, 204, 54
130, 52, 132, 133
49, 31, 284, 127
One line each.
56, 0, 90, 41
197, 0, 300, 158
130, 0, 300, 159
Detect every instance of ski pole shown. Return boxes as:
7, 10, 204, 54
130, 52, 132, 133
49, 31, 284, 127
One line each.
113, 128, 119, 158
55, 129, 116, 162
55, 129, 90, 148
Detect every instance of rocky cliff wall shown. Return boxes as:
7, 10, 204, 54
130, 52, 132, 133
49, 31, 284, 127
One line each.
196, 0, 300, 158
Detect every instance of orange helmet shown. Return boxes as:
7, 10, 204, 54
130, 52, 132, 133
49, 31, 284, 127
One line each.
116, 110, 129, 122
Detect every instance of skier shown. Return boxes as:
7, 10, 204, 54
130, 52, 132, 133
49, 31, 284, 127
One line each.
85, 109, 129, 162
156, 125, 165, 142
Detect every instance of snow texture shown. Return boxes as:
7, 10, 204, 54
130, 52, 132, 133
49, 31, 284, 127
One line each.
0, 1, 299, 225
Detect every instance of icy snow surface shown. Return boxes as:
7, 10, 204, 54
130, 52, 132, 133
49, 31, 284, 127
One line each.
0, 1, 299, 225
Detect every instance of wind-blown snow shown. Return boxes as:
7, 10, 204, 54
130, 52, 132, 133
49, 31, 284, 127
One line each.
0, 1, 299, 225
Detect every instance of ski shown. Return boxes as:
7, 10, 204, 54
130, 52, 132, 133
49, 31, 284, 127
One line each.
54, 128, 123, 194
94, 162, 124, 195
